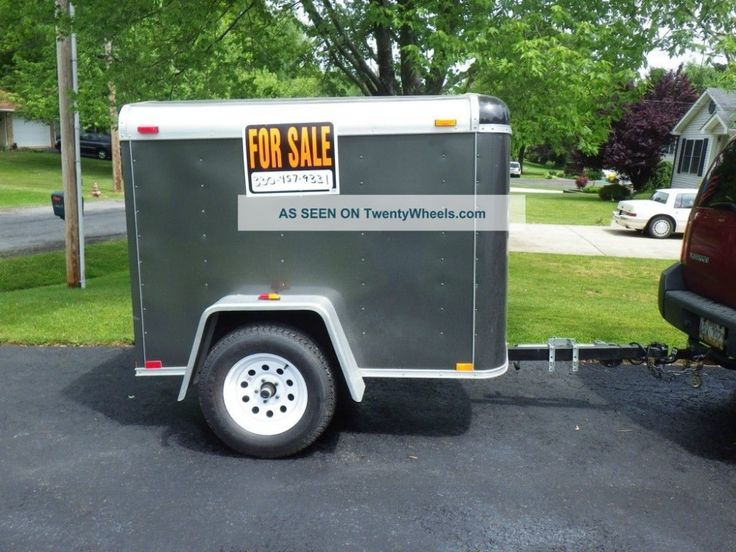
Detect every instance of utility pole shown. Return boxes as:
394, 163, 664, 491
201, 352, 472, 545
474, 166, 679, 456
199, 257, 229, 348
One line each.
55, 0, 85, 287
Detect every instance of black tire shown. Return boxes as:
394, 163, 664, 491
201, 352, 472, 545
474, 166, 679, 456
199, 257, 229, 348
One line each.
198, 324, 336, 458
97, 148, 109, 160
646, 215, 674, 239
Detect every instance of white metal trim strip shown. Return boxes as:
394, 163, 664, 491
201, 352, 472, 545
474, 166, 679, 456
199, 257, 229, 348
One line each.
129, 141, 147, 361
360, 360, 508, 380
119, 95, 512, 141
136, 367, 187, 377
176, 294, 366, 402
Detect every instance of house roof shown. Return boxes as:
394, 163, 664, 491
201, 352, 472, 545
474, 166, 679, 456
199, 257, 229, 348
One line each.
0, 90, 17, 112
672, 87, 736, 135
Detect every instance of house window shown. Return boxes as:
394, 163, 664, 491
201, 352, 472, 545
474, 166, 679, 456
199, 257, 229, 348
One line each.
677, 138, 709, 176
664, 139, 677, 155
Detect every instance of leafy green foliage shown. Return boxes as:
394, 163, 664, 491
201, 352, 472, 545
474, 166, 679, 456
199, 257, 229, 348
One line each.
0, 1, 341, 128
598, 183, 630, 201
645, 160, 673, 192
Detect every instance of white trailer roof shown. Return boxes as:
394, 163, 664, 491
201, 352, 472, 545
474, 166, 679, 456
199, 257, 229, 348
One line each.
119, 94, 510, 141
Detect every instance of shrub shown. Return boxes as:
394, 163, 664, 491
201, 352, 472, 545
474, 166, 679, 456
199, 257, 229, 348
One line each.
547, 170, 558, 177
598, 183, 630, 201
644, 160, 673, 192
585, 168, 603, 181
574, 175, 588, 189
581, 185, 602, 194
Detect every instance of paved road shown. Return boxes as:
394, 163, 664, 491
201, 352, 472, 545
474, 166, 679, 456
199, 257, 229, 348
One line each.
0, 200, 126, 255
2, 346, 735, 551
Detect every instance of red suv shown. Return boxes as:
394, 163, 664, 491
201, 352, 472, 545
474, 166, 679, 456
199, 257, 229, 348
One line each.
659, 137, 736, 368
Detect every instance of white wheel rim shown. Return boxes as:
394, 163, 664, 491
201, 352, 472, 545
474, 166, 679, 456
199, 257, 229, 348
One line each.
223, 353, 308, 436
652, 219, 670, 236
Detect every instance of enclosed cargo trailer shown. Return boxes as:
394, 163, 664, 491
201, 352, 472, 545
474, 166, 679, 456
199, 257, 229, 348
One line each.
119, 94, 511, 457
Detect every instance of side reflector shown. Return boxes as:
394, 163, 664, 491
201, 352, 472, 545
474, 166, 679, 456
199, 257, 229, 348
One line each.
137, 126, 159, 134
455, 362, 473, 372
145, 360, 163, 369
434, 119, 457, 127
258, 292, 281, 301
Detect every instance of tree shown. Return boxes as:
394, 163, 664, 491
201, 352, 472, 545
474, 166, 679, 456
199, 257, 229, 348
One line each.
667, 1, 736, 64
470, 11, 642, 169
0, 1, 342, 191
682, 61, 736, 93
297, 1, 668, 166
600, 71, 698, 191
297, 0, 665, 98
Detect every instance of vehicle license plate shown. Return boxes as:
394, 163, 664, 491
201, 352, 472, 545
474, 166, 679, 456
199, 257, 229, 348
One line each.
699, 318, 727, 350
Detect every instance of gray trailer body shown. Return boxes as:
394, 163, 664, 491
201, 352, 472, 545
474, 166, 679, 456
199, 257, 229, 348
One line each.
119, 94, 510, 403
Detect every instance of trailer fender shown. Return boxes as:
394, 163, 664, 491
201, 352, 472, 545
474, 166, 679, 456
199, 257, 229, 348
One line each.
177, 294, 366, 402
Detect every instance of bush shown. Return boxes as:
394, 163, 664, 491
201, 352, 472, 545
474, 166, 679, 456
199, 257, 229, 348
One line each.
598, 183, 631, 201
574, 175, 588, 189
585, 168, 603, 181
644, 160, 673, 192
547, 170, 558, 177
581, 185, 602, 194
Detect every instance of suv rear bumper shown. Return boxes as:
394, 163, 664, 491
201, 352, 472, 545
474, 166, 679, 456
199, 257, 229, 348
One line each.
659, 263, 736, 358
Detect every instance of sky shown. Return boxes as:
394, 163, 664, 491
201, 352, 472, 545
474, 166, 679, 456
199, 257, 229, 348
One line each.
646, 49, 695, 70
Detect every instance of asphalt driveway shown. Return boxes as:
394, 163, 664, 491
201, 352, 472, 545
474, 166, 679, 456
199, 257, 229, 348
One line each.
2, 346, 735, 551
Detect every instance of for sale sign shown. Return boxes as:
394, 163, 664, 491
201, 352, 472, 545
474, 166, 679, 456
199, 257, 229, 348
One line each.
243, 122, 339, 196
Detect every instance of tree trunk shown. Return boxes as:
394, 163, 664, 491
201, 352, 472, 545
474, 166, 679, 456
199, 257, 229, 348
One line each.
518, 144, 526, 173
105, 42, 123, 193
397, 0, 422, 95
372, 0, 397, 95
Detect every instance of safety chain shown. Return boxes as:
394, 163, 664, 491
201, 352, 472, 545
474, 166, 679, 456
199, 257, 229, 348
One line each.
638, 342, 706, 388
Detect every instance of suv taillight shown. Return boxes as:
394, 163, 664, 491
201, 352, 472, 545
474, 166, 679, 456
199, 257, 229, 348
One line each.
681, 211, 694, 264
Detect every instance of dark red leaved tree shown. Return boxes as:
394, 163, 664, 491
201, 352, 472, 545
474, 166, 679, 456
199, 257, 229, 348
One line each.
601, 71, 698, 190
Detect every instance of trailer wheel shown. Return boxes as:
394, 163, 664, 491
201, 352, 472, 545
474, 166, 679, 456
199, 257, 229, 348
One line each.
198, 325, 336, 458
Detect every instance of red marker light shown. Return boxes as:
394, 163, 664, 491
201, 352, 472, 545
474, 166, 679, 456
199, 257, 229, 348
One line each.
258, 293, 281, 301
137, 126, 159, 134
144, 360, 163, 369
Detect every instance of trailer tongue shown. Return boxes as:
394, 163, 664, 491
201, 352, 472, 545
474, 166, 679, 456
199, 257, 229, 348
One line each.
508, 340, 706, 388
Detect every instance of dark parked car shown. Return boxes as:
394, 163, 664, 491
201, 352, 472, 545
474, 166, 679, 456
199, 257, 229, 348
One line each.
659, 137, 736, 369
55, 131, 112, 160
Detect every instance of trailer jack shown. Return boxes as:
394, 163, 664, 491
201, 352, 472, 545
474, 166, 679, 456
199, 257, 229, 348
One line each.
508, 340, 706, 389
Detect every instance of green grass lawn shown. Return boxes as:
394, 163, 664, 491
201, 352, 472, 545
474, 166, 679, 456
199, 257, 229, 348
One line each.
519, 160, 569, 180
0, 240, 133, 345
508, 252, 683, 347
521, 192, 619, 225
0, 240, 683, 349
0, 151, 122, 208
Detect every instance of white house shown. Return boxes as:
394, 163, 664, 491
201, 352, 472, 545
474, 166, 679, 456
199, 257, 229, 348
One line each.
670, 88, 736, 188
0, 94, 56, 150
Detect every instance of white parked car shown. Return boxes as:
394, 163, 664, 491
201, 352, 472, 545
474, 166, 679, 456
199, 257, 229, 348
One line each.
613, 188, 697, 239
510, 161, 521, 177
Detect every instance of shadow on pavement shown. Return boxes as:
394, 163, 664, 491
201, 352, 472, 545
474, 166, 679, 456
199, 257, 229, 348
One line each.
63, 351, 472, 458
578, 365, 736, 465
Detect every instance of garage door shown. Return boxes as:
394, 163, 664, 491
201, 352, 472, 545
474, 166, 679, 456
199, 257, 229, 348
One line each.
12, 115, 52, 148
